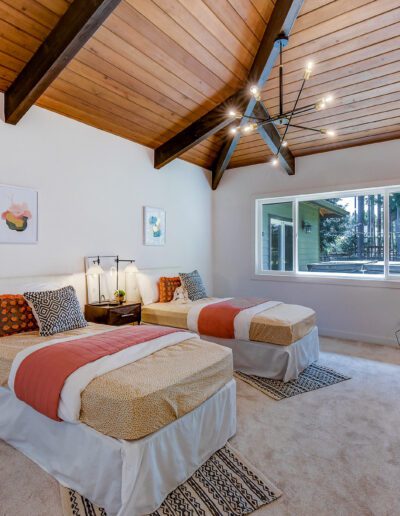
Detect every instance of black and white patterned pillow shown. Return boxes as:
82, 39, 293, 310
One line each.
24, 285, 87, 337
179, 270, 207, 301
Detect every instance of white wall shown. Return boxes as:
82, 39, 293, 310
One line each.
213, 140, 400, 346
0, 95, 213, 294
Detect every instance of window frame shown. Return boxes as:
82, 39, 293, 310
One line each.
255, 185, 400, 285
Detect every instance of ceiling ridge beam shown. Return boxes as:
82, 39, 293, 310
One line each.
5, 0, 122, 125
212, 0, 303, 189
154, 0, 303, 178
154, 0, 303, 179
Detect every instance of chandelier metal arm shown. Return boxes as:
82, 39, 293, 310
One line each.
279, 40, 283, 117
289, 123, 324, 133
278, 75, 307, 154
290, 104, 318, 116
226, 34, 337, 164
242, 102, 317, 127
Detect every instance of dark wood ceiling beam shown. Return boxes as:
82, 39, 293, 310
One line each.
5, 0, 122, 124
154, 0, 304, 173
253, 102, 295, 175
212, 0, 303, 189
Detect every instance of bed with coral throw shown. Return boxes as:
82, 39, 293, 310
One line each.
142, 297, 320, 381
0, 322, 235, 515
1, 322, 232, 439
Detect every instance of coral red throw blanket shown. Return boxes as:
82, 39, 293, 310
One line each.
13, 325, 181, 421
197, 298, 268, 339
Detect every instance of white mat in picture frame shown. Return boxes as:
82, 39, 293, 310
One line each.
0, 184, 38, 244
143, 206, 166, 246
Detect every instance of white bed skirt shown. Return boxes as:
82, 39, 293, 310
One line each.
0, 380, 236, 516
200, 327, 320, 382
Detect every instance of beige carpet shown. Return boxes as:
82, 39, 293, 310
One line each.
1, 336, 400, 516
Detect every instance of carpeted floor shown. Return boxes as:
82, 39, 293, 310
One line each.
1, 336, 400, 516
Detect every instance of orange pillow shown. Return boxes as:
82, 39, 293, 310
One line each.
0, 294, 38, 338
159, 277, 181, 303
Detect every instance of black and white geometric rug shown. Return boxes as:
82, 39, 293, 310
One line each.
235, 363, 351, 400
60, 443, 282, 516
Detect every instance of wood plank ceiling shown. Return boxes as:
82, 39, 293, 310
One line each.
0, 0, 399, 171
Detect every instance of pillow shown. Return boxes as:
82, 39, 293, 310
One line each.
0, 295, 38, 338
159, 276, 181, 303
172, 286, 190, 304
24, 285, 87, 337
136, 273, 160, 306
179, 270, 207, 301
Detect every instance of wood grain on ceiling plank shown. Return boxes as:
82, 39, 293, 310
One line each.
265, 5, 400, 84
5, 0, 123, 124
230, 0, 400, 162
87, 31, 216, 111
210, 0, 302, 188
294, 129, 400, 156
238, 70, 400, 149
114, 2, 239, 98
234, 118, 400, 160
0, 0, 399, 169
197, 4, 399, 163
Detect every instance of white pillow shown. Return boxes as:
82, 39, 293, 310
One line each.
136, 273, 160, 305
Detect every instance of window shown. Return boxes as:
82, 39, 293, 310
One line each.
389, 192, 400, 275
256, 187, 400, 281
261, 202, 293, 271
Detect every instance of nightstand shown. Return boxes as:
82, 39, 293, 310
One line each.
84, 302, 141, 326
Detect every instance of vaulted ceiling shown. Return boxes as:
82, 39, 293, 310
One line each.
1, 0, 400, 174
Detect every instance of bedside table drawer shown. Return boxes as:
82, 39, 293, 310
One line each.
108, 305, 141, 325
85, 302, 141, 326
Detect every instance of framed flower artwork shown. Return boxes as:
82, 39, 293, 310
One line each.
143, 206, 166, 246
0, 184, 38, 244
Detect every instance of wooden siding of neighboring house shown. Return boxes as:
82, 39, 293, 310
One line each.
298, 202, 320, 271
261, 201, 320, 271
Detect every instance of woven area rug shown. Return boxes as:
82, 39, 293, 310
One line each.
235, 363, 351, 400
60, 443, 281, 516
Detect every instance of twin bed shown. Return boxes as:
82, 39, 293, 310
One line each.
141, 295, 319, 382
0, 321, 236, 516
0, 272, 319, 516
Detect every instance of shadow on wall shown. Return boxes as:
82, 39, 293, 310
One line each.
0, 93, 4, 122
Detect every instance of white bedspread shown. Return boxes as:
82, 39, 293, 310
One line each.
0, 380, 236, 516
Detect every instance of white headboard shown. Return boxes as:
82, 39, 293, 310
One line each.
0, 273, 87, 306
138, 266, 182, 276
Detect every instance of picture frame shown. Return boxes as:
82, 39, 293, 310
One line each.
143, 206, 166, 246
0, 184, 38, 244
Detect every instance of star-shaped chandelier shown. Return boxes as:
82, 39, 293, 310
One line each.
227, 34, 337, 166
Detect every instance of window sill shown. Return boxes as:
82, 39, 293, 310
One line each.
252, 272, 400, 289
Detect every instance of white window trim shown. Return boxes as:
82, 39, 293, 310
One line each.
254, 185, 400, 287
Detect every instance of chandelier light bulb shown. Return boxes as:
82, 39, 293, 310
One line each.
250, 85, 259, 96
304, 60, 313, 80
223, 43, 337, 153
242, 123, 257, 133
272, 157, 279, 167
250, 85, 261, 101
